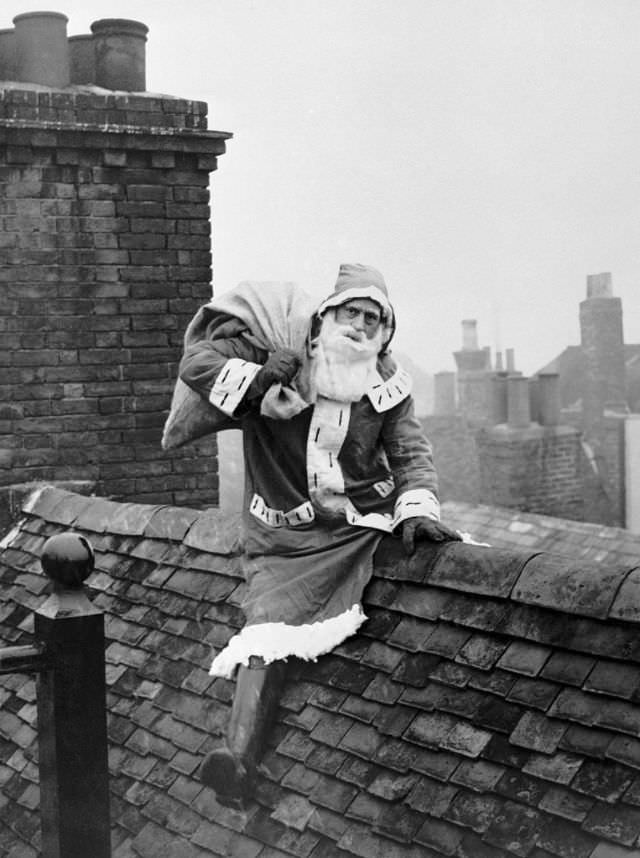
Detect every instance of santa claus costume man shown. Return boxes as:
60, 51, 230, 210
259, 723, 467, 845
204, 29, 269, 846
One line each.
175, 263, 460, 806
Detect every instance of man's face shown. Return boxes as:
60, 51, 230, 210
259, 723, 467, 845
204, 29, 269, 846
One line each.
334, 298, 382, 340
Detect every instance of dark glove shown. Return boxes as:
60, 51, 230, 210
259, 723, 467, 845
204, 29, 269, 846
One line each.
401, 516, 462, 555
247, 348, 301, 399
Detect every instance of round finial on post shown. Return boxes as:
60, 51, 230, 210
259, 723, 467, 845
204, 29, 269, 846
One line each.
41, 533, 95, 589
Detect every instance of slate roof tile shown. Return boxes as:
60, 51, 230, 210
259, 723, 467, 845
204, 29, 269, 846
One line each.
498, 641, 553, 677
586, 661, 640, 700
305, 744, 348, 776
391, 652, 442, 687
339, 723, 384, 759
387, 616, 435, 652
493, 769, 548, 807
306, 774, 358, 815
404, 711, 458, 749
309, 712, 352, 746
361, 639, 404, 673
560, 725, 614, 760
450, 758, 505, 792
307, 806, 349, 843
537, 785, 594, 823
483, 800, 543, 857
509, 711, 567, 754
443, 789, 503, 833
507, 676, 560, 711
335, 754, 381, 788
405, 775, 458, 816
571, 760, 635, 803
277, 729, 316, 763
429, 660, 477, 688
373, 702, 415, 738
475, 695, 524, 735
367, 770, 417, 801
456, 633, 508, 671
534, 819, 598, 858
339, 693, 380, 724
582, 801, 640, 846
440, 721, 492, 758
374, 804, 425, 844
521, 750, 583, 785
344, 791, 388, 825
415, 815, 465, 856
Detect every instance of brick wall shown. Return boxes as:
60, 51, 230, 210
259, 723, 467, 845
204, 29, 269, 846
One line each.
0, 86, 230, 506
476, 424, 584, 520
422, 415, 482, 505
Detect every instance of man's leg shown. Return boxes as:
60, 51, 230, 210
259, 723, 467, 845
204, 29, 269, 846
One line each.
200, 655, 286, 807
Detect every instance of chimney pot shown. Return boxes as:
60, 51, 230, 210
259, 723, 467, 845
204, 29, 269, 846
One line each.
13, 11, 70, 87
507, 375, 531, 428
0, 28, 17, 80
586, 272, 613, 299
537, 372, 561, 426
461, 319, 478, 351
505, 348, 516, 372
69, 34, 95, 85
91, 18, 148, 91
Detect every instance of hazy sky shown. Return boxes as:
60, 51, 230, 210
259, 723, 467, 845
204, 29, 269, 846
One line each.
6, 0, 640, 374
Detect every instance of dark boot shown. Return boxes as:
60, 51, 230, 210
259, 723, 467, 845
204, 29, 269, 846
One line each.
200, 656, 286, 807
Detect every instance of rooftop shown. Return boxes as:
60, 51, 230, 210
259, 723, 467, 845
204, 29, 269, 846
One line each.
2, 487, 640, 858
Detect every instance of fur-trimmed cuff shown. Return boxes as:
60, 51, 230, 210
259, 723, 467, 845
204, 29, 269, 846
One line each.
208, 358, 262, 416
209, 604, 367, 678
391, 488, 440, 529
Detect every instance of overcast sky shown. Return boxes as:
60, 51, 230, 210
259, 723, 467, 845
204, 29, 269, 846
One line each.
6, 0, 640, 374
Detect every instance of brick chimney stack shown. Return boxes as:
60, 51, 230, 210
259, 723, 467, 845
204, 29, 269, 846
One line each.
0, 11, 231, 507
453, 319, 492, 422
579, 272, 628, 434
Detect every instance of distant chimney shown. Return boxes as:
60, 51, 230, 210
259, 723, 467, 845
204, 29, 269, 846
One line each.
507, 376, 531, 429
433, 371, 456, 416
462, 319, 478, 351
579, 272, 627, 433
505, 348, 516, 373
586, 272, 613, 298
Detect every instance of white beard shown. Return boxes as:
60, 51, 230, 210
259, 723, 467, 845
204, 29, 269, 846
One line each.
310, 311, 383, 403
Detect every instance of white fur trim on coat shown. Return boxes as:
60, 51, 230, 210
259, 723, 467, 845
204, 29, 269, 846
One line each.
208, 358, 262, 416
391, 488, 441, 529
366, 366, 412, 413
209, 604, 367, 678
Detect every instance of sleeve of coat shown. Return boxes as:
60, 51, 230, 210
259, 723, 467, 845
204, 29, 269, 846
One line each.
179, 330, 269, 418
381, 395, 441, 527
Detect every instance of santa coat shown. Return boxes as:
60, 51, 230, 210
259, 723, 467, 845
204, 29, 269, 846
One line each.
177, 283, 440, 678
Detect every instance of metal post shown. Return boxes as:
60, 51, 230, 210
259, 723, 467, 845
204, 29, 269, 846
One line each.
35, 533, 111, 858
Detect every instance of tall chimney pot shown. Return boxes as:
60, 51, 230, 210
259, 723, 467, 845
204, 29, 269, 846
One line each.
13, 11, 70, 87
0, 28, 17, 80
537, 373, 561, 427
505, 348, 516, 372
507, 375, 531, 429
461, 319, 478, 351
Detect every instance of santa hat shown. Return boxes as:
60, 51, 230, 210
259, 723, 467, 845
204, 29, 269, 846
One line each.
312, 263, 396, 352
316, 263, 393, 322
